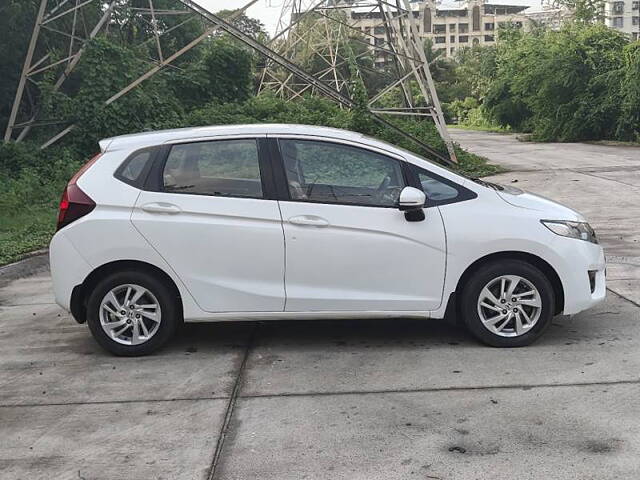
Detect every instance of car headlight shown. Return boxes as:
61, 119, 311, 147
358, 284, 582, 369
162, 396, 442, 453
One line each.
541, 220, 598, 244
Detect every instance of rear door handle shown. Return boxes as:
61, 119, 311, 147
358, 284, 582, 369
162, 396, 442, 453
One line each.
289, 215, 329, 227
141, 202, 181, 214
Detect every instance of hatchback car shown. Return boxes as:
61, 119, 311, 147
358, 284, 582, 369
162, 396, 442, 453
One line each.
49, 124, 606, 355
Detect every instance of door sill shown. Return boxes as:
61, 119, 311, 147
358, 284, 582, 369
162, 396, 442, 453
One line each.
185, 310, 431, 322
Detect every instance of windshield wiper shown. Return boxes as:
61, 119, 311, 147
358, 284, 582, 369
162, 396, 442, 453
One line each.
472, 178, 504, 191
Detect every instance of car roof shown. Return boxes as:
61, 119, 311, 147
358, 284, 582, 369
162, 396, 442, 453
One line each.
99, 124, 379, 153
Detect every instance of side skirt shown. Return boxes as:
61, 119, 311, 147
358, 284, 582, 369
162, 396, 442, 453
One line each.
184, 310, 434, 323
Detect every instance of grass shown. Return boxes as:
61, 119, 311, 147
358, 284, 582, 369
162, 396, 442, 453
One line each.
448, 124, 512, 134
455, 149, 505, 178
0, 205, 56, 266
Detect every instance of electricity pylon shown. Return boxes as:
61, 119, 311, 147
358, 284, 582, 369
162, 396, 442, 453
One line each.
5, 0, 457, 164
259, 0, 458, 163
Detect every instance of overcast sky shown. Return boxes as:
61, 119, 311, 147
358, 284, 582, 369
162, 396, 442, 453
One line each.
194, 0, 287, 35
194, 0, 543, 35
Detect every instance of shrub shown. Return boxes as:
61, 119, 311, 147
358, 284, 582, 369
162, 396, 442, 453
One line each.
484, 24, 639, 141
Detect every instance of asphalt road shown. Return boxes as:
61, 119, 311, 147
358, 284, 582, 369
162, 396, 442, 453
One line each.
1, 130, 639, 479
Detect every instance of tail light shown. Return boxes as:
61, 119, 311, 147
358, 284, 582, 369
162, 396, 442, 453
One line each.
56, 153, 101, 231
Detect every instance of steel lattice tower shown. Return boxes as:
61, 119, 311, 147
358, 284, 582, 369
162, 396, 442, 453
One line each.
5, 0, 457, 164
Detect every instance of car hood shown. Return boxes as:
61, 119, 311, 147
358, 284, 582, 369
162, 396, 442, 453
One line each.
492, 184, 585, 222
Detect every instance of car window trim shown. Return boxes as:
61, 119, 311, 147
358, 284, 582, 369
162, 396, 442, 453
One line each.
271, 136, 411, 209
143, 135, 277, 200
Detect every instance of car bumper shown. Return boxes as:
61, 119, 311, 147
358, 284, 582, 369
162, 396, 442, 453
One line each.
555, 238, 606, 315
49, 231, 93, 311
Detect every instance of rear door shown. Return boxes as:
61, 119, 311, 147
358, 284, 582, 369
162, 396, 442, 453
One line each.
131, 136, 285, 313
272, 137, 447, 312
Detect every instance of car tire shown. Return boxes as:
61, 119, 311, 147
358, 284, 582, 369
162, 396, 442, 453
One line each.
460, 259, 555, 347
86, 270, 178, 356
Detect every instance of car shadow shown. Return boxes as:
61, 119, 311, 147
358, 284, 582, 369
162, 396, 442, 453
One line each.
173, 316, 475, 352
170, 310, 619, 354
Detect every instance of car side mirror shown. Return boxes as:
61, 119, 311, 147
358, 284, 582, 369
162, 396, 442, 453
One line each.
398, 186, 426, 222
398, 186, 426, 211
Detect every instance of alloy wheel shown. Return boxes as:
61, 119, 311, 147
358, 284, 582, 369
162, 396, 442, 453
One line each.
99, 284, 162, 346
476, 275, 542, 338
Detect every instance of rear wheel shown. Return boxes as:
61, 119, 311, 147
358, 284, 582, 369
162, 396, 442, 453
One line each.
460, 260, 555, 347
86, 271, 178, 356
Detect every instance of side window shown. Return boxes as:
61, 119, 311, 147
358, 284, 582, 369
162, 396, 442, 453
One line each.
279, 139, 405, 207
163, 139, 263, 198
415, 167, 460, 203
115, 149, 153, 187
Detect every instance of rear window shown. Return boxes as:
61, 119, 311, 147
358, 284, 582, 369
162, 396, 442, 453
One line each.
115, 149, 154, 187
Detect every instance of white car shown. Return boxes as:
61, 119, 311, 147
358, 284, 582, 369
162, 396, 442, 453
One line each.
49, 124, 606, 355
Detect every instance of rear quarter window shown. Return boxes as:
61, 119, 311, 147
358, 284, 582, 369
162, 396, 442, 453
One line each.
114, 148, 155, 187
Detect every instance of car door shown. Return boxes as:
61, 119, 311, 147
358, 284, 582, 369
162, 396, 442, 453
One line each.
131, 136, 285, 313
273, 137, 447, 312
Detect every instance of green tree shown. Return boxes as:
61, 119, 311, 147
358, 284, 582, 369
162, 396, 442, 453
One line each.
0, 0, 102, 134
483, 23, 636, 140
40, 37, 183, 153
167, 36, 255, 110
550, 0, 605, 22
110, 0, 206, 56
453, 45, 497, 100
616, 42, 640, 140
0, 0, 37, 134
217, 9, 268, 40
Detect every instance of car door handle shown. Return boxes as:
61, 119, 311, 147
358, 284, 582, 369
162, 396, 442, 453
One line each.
288, 215, 329, 227
141, 202, 181, 214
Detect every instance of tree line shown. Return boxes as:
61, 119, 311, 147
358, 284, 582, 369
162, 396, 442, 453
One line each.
438, 23, 639, 142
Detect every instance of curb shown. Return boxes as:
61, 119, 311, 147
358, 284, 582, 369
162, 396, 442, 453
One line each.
0, 250, 50, 287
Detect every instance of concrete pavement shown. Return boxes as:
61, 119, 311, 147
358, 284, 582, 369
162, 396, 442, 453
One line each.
1, 131, 639, 479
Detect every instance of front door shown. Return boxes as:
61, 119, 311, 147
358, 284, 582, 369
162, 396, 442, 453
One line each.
274, 138, 446, 312
132, 137, 285, 313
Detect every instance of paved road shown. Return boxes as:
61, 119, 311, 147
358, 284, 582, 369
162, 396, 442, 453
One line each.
1, 131, 639, 479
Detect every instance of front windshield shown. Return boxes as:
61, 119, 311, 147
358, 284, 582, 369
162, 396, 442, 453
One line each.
359, 134, 504, 191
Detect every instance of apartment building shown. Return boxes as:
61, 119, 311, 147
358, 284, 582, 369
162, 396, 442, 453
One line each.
524, 6, 573, 30
605, 0, 640, 40
347, 0, 530, 62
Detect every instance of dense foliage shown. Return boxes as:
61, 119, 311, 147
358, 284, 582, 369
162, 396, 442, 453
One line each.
0, 142, 85, 264
441, 24, 640, 142
485, 24, 640, 141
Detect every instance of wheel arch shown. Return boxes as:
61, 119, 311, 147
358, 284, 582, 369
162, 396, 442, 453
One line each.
70, 260, 183, 324
454, 251, 565, 315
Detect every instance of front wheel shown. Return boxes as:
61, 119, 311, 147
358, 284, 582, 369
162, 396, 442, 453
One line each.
460, 260, 555, 347
86, 271, 178, 356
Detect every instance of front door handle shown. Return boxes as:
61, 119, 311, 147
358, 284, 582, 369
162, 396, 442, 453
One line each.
141, 202, 181, 214
288, 215, 329, 227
